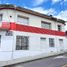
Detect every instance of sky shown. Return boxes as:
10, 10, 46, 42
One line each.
0, 0, 67, 29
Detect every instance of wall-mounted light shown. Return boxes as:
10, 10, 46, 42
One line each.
10, 16, 12, 18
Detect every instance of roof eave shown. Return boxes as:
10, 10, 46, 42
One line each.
0, 4, 65, 24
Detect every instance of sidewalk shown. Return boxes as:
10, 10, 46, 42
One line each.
0, 51, 67, 67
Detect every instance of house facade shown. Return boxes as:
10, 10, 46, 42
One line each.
0, 4, 67, 66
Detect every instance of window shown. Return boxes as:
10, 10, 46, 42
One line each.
41, 21, 51, 29
49, 38, 54, 47
59, 39, 63, 45
40, 38, 46, 45
41, 38, 46, 40
17, 15, 29, 25
0, 14, 2, 22
40, 38, 46, 49
59, 39, 63, 50
16, 36, 29, 50
40, 38, 47, 49
58, 25, 62, 31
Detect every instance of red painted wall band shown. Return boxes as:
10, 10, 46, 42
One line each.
10, 23, 65, 36
0, 22, 65, 36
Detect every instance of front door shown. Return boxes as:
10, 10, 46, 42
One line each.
40, 38, 47, 50
59, 39, 64, 51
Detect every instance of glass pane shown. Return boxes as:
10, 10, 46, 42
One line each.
59, 39, 63, 45
0, 15, 2, 21
49, 38, 54, 47
40, 38, 46, 49
41, 22, 51, 29
58, 25, 62, 31
16, 36, 22, 50
16, 36, 28, 50
17, 16, 28, 25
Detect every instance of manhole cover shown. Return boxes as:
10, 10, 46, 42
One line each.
62, 64, 67, 67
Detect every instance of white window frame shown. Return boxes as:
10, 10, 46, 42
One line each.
40, 38, 47, 49
16, 36, 29, 50
57, 25, 62, 31
59, 39, 64, 50
49, 38, 55, 47
59, 39, 63, 46
0, 14, 2, 22
41, 21, 51, 29
17, 15, 29, 25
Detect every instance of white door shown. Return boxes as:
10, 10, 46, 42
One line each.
40, 38, 47, 50
59, 39, 64, 51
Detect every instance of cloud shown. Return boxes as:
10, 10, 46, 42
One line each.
52, 0, 61, 4
31, 7, 57, 15
24, 6, 57, 16
52, 0, 67, 4
55, 10, 67, 21
64, 0, 67, 1
56, 10, 67, 30
31, 7, 46, 14
54, 10, 67, 30
32, 0, 46, 6
25, 6, 66, 21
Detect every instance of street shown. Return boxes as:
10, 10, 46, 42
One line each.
8, 54, 67, 67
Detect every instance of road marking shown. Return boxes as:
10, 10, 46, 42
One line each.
54, 56, 67, 59
62, 64, 67, 67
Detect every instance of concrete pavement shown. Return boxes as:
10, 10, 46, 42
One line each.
8, 54, 67, 67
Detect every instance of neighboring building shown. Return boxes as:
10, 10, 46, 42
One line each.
0, 4, 67, 66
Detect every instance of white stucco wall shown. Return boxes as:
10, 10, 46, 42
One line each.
0, 31, 14, 61
11, 31, 66, 60
0, 9, 65, 31
0, 31, 66, 61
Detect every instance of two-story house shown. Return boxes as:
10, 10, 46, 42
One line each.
0, 4, 66, 66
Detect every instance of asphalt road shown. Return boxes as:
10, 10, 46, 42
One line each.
8, 54, 67, 67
